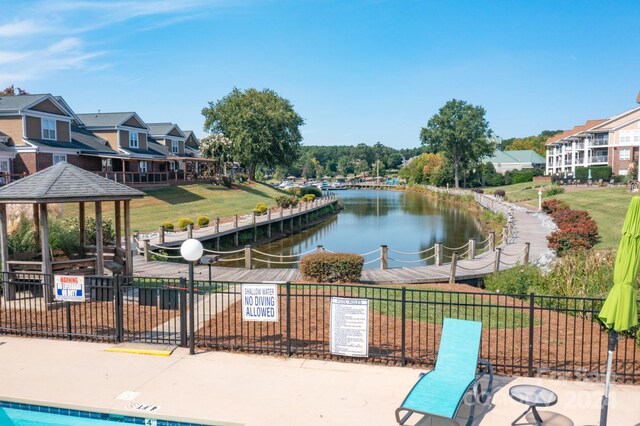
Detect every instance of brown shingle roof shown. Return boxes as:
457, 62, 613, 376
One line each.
545, 119, 607, 145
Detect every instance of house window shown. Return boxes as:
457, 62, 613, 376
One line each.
620, 148, 631, 161
619, 169, 628, 176
139, 161, 147, 173
169, 161, 176, 171
42, 118, 56, 140
171, 140, 179, 154
101, 158, 112, 172
52, 154, 67, 164
129, 132, 139, 148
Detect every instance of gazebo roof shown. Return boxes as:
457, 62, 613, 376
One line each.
0, 162, 144, 203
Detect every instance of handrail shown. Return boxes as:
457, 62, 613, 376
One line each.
388, 246, 435, 255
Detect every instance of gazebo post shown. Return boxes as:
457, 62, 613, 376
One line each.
114, 200, 122, 249
0, 203, 14, 300
124, 200, 132, 276
95, 201, 104, 276
39, 203, 53, 303
33, 203, 40, 252
78, 202, 85, 249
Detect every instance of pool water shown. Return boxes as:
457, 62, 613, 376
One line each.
0, 401, 208, 426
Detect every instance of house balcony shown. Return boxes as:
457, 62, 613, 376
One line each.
95, 171, 217, 186
0, 172, 28, 187
590, 155, 609, 164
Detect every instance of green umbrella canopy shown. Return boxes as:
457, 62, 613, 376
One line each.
599, 197, 640, 332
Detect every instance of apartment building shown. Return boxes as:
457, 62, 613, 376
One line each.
546, 104, 640, 177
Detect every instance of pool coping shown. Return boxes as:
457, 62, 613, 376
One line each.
0, 395, 242, 426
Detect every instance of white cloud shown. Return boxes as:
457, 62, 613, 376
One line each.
0, 51, 32, 65
0, 20, 46, 38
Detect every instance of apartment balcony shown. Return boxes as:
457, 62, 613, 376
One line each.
590, 155, 609, 164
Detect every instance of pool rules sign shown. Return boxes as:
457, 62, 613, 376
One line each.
242, 283, 279, 322
54, 275, 85, 302
330, 297, 369, 357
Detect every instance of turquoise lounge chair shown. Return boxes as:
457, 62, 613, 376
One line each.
395, 318, 493, 426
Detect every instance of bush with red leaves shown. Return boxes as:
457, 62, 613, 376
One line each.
546, 205, 600, 256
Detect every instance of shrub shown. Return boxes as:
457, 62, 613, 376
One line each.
197, 216, 210, 227
542, 186, 564, 197
221, 175, 232, 188
177, 218, 195, 231
300, 252, 364, 283
160, 221, 174, 231
300, 186, 322, 198
285, 187, 301, 197
85, 217, 115, 245
471, 188, 484, 194
541, 199, 569, 215
275, 195, 299, 208
253, 203, 268, 215
301, 194, 315, 202
483, 264, 545, 295
547, 209, 599, 256
493, 189, 505, 197
575, 166, 612, 181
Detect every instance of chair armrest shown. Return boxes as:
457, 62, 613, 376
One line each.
476, 358, 494, 402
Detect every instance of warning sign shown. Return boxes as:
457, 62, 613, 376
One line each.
242, 283, 279, 322
330, 297, 369, 357
54, 275, 85, 302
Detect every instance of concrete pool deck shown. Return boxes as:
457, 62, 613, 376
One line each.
0, 336, 638, 425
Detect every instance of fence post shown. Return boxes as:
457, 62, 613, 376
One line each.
502, 226, 509, 245
234, 214, 238, 228
280, 207, 284, 218
317, 245, 324, 253
449, 252, 458, 284
435, 243, 443, 266
381, 245, 388, 270
468, 238, 476, 260
489, 231, 496, 251
401, 287, 406, 367
115, 275, 123, 343
494, 248, 502, 273
528, 292, 535, 377
187, 223, 193, 239
179, 277, 187, 347
252, 212, 257, 242
189, 263, 195, 355
267, 209, 271, 221
214, 217, 220, 234
523, 242, 530, 264
66, 301, 72, 340
245, 245, 252, 270
158, 226, 165, 244
143, 239, 150, 261
286, 282, 292, 356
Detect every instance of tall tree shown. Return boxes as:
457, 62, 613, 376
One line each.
199, 133, 233, 174
202, 88, 304, 180
420, 99, 492, 188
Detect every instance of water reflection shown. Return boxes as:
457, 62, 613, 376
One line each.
250, 190, 482, 269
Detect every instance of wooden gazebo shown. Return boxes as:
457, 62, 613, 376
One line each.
0, 162, 143, 300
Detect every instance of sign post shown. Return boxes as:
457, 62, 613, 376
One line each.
241, 283, 279, 322
54, 275, 85, 302
330, 297, 369, 357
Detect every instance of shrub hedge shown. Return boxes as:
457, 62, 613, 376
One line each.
542, 186, 564, 197
253, 203, 268, 215
221, 175, 233, 188
301, 194, 315, 202
575, 166, 612, 181
275, 195, 299, 208
544, 200, 600, 256
300, 186, 322, 198
541, 199, 569, 215
299, 252, 364, 283
197, 216, 210, 227
177, 217, 195, 231
160, 221, 174, 231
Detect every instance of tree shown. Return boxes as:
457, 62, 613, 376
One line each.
0, 85, 28, 96
202, 88, 304, 180
199, 133, 233, 174
420, 99, 492, 188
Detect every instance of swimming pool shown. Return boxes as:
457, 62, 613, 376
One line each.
0, 401, 211, 425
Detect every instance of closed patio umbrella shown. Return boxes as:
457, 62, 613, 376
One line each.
598, 196, 640, 425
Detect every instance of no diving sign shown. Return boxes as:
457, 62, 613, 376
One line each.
242, 283, 279, 322
54, 275, 85, 302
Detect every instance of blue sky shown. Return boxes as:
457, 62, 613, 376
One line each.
1, 0, 639, 148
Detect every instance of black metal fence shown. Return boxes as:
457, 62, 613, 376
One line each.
1, 272, 638, 383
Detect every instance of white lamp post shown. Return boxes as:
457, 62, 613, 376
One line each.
538, 189, 543, 212
181, 238, 203, 355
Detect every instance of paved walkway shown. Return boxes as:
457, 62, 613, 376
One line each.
1, 337, 638, 425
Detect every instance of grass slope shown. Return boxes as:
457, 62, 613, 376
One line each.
62, 183, 287, 232
487, 182, 633, 249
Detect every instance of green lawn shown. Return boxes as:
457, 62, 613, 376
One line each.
60, 182, 288, 232
486, 182, 633, 249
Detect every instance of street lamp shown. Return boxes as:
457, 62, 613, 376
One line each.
538, 189, 543, 212
181, 238, 203, 355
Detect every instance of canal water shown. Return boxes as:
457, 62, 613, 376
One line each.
253, 190, 483, 269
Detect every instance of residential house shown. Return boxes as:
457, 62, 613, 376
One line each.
147, 123, 212, 178
545, 105, 640, 177
484, 150, 546, 174
0, 94, 116, 177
